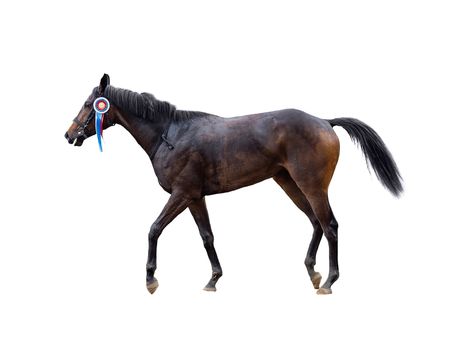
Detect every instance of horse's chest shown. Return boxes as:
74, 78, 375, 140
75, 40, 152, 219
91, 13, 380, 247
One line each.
152, 146, 205, 192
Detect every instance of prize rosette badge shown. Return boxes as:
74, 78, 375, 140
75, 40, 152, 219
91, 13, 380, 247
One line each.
93, 97, 110, 152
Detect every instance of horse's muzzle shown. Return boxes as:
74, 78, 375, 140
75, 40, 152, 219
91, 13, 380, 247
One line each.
65, 132, 73, 143
64, 132, 84, 146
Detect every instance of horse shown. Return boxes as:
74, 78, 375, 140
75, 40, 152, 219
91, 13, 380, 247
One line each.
65, 74, 403, 295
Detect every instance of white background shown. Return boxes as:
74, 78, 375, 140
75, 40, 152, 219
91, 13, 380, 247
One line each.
1, 0, 456, 349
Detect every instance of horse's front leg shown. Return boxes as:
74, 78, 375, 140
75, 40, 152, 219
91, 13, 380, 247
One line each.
189, 197, 223, 291
146, 192, 192, 294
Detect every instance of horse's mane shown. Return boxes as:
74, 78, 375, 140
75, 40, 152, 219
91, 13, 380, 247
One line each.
104, 86, 210, 121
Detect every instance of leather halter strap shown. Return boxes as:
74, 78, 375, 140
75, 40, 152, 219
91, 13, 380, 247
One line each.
72, 110, 95, 139
72, 108, 116, 139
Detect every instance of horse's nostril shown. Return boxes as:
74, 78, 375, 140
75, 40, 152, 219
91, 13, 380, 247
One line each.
65, 132, 73, 143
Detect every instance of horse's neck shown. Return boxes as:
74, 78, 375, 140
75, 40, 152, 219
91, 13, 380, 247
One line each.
116, 111, 167, 156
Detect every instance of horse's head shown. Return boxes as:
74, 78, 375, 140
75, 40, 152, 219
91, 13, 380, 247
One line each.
64, 74, 116, 147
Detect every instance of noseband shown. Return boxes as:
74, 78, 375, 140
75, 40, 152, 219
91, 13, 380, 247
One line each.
72, 110, 95, 140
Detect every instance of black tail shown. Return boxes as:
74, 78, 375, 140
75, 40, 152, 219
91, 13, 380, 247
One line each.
328, 118, 403, 197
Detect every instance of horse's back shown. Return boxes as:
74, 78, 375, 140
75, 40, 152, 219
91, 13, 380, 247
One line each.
198, 108, 334, 142
223, 108, 339, 163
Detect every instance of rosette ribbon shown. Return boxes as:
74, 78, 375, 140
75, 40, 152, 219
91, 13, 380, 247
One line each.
93, 97, 110, 152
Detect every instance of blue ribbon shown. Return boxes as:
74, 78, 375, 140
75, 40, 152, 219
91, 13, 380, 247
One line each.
95, 111, 104, 152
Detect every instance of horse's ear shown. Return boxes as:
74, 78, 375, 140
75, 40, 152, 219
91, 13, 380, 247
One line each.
99, 73, 110, 93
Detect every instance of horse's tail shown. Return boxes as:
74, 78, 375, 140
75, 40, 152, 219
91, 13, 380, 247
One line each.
327, 118, 403, 197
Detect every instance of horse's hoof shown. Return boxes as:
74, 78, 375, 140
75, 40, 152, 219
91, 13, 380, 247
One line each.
311, 272, 322, 289
316, 287, 332, 295
146, 278, 159, 294
203, 286, 217, 292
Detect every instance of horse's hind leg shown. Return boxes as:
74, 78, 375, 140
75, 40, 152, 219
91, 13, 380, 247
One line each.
293, 186, 339, 295
283, 126, 340, 294
274, 170, 324, 289
189, 198, 223, 291
305, 191, 339, 294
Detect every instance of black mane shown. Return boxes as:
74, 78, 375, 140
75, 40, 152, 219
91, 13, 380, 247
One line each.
104, 86, 210, 121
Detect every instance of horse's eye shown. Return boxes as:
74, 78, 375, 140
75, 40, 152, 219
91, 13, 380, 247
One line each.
84, 101, 92, 108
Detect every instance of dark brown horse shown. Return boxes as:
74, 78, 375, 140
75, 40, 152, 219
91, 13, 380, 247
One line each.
65, 74, 402, 295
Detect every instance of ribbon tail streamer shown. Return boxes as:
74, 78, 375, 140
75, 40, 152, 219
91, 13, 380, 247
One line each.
95, 111, 104, 152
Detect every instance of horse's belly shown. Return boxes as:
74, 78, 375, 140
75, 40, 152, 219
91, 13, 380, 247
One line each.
203, 154, 281, 194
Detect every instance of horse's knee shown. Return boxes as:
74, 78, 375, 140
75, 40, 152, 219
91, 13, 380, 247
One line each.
201, 231, 214, 247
